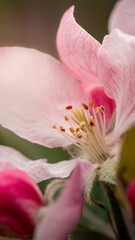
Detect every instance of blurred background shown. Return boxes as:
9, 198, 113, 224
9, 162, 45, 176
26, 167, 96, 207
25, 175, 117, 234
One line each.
0, 0, 117, 162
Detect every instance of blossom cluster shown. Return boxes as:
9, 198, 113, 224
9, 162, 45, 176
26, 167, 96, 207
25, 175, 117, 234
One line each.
0, 0, 135, 239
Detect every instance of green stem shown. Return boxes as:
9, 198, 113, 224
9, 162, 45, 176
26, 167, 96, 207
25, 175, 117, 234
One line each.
101, 182, 131, 240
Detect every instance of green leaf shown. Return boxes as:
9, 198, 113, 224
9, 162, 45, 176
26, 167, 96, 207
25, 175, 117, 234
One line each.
68, 224, 113, 240
118, 125, 135, 185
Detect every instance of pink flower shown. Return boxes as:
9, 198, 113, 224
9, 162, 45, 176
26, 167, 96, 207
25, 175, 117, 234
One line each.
108, 0, 135, 35
0, 169, 44, 238
127, 178, 135, 218
0, 6, 134, 187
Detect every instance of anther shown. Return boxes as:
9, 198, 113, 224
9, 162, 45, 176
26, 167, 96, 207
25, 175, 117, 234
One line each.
59, 126, 65, 132
64, 116, 69, 121
80, 121, 86, 127
52, 124, 56, 129
76, 133, 82, 139
74, 127, 81, 132
69, 127, 74, 134
95, 107, 100, 113
82, 103, 88, 110
89, 101, 94, 108
100, 105, 105, 112
89, 121, 95, 127
88, 116, 93, 121
65, 105, 72, 110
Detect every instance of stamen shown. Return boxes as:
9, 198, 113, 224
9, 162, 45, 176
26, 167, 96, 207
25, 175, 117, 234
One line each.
52, 101, 110, 165
80, 121, 86, 127
69, 127, 74, 134
65, 105, 72, 110
59, 126, 65, 132
100, 105, 105, 112
74, 127, 81, 132
76, 133, 82, 139
89, 101, 94, 108
82, 103, 88, 110
89, 121, 95, 127
64, 116, 69, 121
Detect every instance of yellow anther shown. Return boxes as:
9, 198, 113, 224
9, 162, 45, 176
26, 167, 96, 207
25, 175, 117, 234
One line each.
52, 124, 56, 129
80, 121, 86, 127
88, 116, 93, 121
74, 127, 81, 132
64, 116, 69, 121
95, 107, 100, 113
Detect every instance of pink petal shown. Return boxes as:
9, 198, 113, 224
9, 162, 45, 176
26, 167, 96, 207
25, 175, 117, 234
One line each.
81, 84, 116, 131
0, 145, 77, 182
108, 0, 135, 36
0, 47, 88, 148
0, 169, 43, 238
56, 6, 101, 84
34, 160, 91, 240
98, 29, 135, 140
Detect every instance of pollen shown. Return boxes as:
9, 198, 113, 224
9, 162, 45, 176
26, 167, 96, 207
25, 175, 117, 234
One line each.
76, 133, 82, 139
52, 124, 56, 129
65, 105, 72, 110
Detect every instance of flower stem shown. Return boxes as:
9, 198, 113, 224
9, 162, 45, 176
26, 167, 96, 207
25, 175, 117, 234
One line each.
101, 182, 131, 240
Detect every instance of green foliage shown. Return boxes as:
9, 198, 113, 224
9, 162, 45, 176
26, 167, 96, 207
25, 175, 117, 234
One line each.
118, 125, 135, 185
68, 224, 113, 240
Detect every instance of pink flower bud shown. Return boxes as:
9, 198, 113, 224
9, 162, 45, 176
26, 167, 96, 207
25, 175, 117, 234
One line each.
127, 178, 135, 218
0, 169, 44, 238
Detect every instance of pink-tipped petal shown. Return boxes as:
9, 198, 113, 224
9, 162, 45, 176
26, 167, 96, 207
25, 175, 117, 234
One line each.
99, 29, 135, 140
56, 6, 101, 84
108, 0, 135, 36
0, 145, 77, 182
34, 160, 91, 240
0, 47, 88, 148
0, 169, 43, 238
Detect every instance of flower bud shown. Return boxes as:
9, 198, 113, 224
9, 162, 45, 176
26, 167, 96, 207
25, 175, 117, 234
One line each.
127, 178, 135, 218
0, 169, 44, 238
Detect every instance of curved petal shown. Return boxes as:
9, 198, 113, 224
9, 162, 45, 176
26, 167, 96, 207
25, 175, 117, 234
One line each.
108, 0, 135, 36
56, 6, 101, 84
0, 145, 77, 182
0, 47, 88, 148
81, 84, 116, 131
34, 160, 91, 240
98, 29, 135, 140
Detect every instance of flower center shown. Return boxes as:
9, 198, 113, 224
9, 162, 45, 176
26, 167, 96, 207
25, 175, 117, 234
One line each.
52, 101, 110, 164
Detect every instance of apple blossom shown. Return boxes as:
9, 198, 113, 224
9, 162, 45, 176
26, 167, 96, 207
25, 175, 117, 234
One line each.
0, 6, 134, 199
